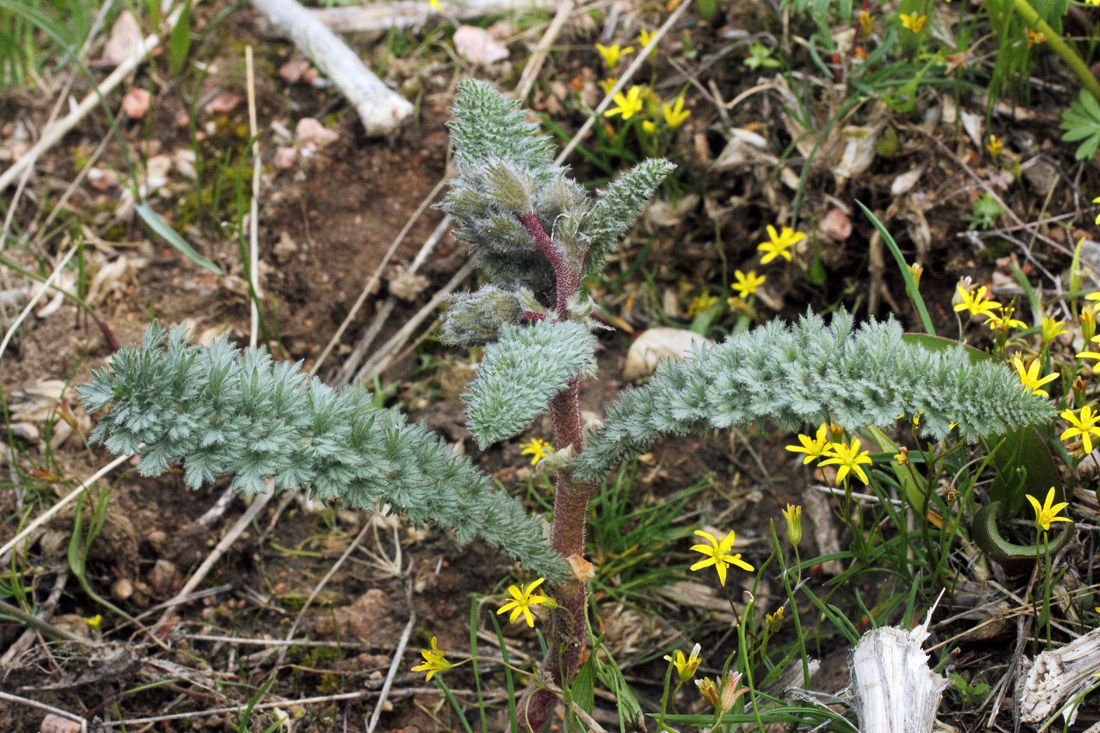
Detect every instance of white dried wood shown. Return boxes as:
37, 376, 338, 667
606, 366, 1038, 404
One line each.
310, 0, 549, 33
850, 607, 950, 733
1017, 625, 1100, 726
251, 0, 412, 135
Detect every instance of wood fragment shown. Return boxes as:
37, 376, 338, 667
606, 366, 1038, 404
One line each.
310, 0, 549, 33
850, 604, 950, 733
250, 0, 412, 135
1017, 625, 1100, 726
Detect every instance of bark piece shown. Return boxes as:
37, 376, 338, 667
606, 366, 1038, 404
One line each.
1017, 625, 1100, 726
251, 0, 412, 135
850, 607, 950, 733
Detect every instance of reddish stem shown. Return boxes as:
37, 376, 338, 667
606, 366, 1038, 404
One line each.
513, 212, 596, 731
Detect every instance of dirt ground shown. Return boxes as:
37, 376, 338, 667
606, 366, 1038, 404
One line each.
4, 0, 1100, 731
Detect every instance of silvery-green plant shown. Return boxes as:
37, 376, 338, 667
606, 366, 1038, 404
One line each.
79, 80, 1052, 731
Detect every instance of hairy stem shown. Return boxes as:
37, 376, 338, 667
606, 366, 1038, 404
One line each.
515, 214, 594, 732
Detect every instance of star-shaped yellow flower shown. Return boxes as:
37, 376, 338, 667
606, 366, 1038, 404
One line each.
986, 306, 1027, 332
689, 529, 753, 586
497, 578, 552, 627
786, 423, 831, 465
819, 438, 873, 485
412, 637, 453, 681
1060, 404, 1100, 453
1012, 356, 1057, 398
899, 13, 926, 32
638, 28, 656, 47
596, 43, 634, 68
662, 96, 690, 128
1026, 487, 1071, 532
1093, 195, 1100, 224
756, 225, 805, 264
986, 135, 1004, 158
953, 285, 1001, 320
731, 269, 765, 299
604, 86, 645, 120
663, 643, 702, 681
520, 438, 553, 466
1041, 316, 1066, 344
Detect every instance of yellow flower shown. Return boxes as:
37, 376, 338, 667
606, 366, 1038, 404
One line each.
663, 643, 702, 682
858, 10, 872, 38
731, 269, 765, 298
520, 438, 553, 465
1026, 28, 1046, 48
687, 292, 718, 316
497, 578, 553, 627
819, 438, 874, 485
689, 529, 754, 586
598, 77, 618, 95
696, 676, 720, 708
1025, 486, 1071, 532
894, 446, 909, 465
596, 43, 634, 68
1093, 195, 1100, 224
662, 96, 691, 128
899, 13, 926, 32
83, 614, 102, 631
765, 606, 784, 633
1089, 0, 1100, 7
429, 0, 441, 10
785, 422, 830, 464
604, 86, 645, 120
757, 225, 806, 264
1061, 405, 1100, 453
1083, 306, 1097, 344
412, 637, 453, 681
986, 306, 1027, 332
642, 120, 657, 134
953, 285, 1001, 320
1041, 316, 1066, 344
638, 28, 656, 47
781, 503, 802, 547
986, 134, 1004, 158
1012, 356, 1057, 398
908, 262, 923, 288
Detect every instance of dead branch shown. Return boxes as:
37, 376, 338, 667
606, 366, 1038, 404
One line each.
250, 0, 413, 135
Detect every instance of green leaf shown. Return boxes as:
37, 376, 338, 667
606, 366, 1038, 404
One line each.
971, 500, 1073, 568
464, 320, 596, 448
169, 0, 193, 76
569, 655, 596, 717
135, 201, 222, 275
856, 201, 934, 335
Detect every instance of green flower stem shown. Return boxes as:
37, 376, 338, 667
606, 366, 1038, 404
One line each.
1010, 0, 1100, 102
771, 524, 811, 686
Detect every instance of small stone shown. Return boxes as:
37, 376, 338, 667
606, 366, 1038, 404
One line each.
204, 92, 241, 116
102, 11, 142, 65
273, 145, 298, 170
623, 328, 711, 380
40, 713, 82, 733
112, 577, 134, 601
278, 59, 313, 84
149, 559, 181, 597
453, 25, 510, 65
87, 166, 119, 191
122, 88, 152, 120
818, 208, 852, 241
295, 117, 338, 146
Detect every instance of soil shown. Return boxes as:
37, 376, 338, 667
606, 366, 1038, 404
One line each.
3, 0, 1100, 731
